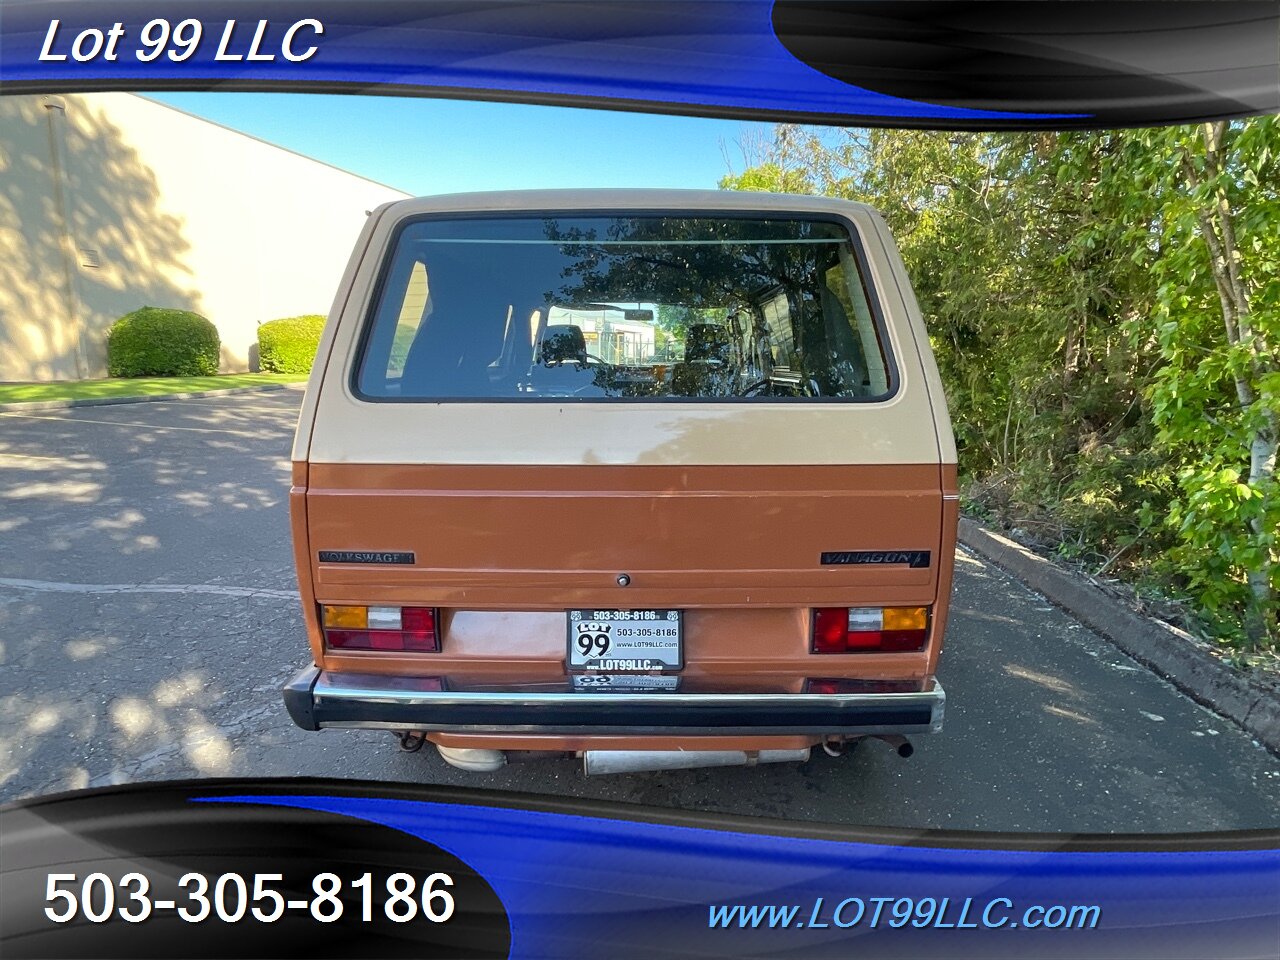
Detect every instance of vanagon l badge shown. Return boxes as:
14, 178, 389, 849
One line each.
821, 550, 931, 568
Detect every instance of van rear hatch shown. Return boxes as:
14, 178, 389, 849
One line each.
300, 203, 948, 636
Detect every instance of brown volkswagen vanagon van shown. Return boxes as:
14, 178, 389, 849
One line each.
283, 189, 957, 774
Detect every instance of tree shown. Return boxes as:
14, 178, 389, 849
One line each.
722, 117, 1279, 649
1128, 120, 1279, 644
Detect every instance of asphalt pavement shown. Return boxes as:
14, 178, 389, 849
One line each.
1, 391, 1278, 830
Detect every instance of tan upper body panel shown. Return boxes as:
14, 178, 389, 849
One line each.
293, 189, 956, 469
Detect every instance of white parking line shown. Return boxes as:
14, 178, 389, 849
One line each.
0, 453, 82, 463
0, 413, 282, 438
0, 577, 298, 600
151, 398, 302, 412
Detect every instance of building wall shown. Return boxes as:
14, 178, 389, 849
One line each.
0, 92, 409, 381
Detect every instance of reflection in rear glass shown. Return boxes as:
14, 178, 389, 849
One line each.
357, 216, 891, 401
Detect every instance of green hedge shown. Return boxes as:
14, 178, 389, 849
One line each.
107, 307, 220, 377
258, 315, 325, 374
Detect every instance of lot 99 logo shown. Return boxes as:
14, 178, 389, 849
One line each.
38, 18, 325, 64
575, 622, 612, 658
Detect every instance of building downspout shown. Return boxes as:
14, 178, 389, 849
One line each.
41, 96, 88, 379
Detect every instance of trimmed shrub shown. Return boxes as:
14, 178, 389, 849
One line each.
107, 307, 220, 377
258, 314, 326, 374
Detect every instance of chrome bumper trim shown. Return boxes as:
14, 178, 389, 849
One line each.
284, 666, 946, 737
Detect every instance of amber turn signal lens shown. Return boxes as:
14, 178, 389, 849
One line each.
322, 605, 367, 629
883, 606, 928, 631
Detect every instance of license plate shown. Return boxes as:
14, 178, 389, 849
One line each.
566, 609, 682, 672
571, 673, 681, 692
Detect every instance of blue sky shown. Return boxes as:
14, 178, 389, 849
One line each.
150, 93, 771, 194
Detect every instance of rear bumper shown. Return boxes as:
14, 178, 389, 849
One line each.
282, 666, 945, 737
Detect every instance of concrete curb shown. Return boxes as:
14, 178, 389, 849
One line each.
958, 517, 1280, 754
0, 382, 303, 413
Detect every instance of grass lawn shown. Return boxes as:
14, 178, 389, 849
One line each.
0, 373, 309, 404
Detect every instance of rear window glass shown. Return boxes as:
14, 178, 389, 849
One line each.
355, 215, 891, 401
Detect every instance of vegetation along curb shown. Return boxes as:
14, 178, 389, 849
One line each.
957, 518, 1280, 755
0, 383, 297, 414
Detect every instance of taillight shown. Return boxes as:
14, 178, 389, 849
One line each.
321, 605, 438, 651
811, 607, 928, 653
805, 678, 926, 694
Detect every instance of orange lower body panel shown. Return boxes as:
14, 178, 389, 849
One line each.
289, 461, 957, 752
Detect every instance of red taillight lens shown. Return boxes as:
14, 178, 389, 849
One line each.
806, 678, 926, 694
813, 608, 850, 652
400, 606, 437, 650
879, 630, 929, 652
811, 607, 928, 653
806, 677, 844, 695
322, 605, 438, 652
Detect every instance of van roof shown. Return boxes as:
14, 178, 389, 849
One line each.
377, 188, 878, 218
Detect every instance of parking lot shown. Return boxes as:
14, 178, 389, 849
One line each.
1, 390, 1278, 830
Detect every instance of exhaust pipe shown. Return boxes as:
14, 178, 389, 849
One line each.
823, 735, 915, 758
583, 747, 810, 776
875, 734, 914, 758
